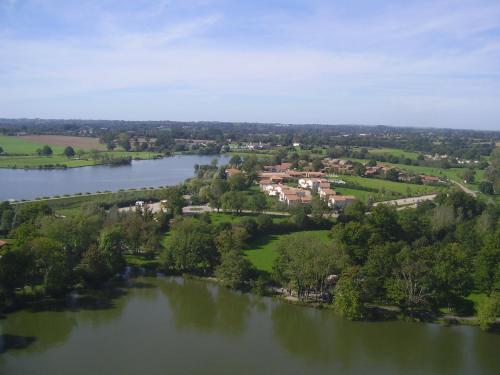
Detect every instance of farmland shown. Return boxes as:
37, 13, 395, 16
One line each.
18, 135, 105, 150
0, 135, 161, 168
0, 135, 65, 154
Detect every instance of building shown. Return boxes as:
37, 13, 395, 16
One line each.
0, 240, 8, 249
328, 195, 356, 209
225, 168, 242, 178
298, 178, 330, 190
263, 162, 293, 173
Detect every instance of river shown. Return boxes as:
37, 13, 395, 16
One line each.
0, 276, 498, 375
0, 155, 230, 201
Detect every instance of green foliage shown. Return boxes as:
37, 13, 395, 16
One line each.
215, 250, 252, 289
63, 146, 75, 157
162, 218, 218, 273
334, 266, 365, 320
477, 293, 499, 331
479, 181, 494, 195
273, 232, 338, 300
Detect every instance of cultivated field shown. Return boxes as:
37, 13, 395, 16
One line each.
19, 135, 105, 151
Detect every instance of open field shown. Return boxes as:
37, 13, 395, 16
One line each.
244, 230, 331, 273
0, 155, 99, 168
0, 135, 64, 154
339, 175, 446, 195
330, 175, 447, 203
367, 147, 420, 160
0, 150, 160, 168
19, 135, 105, 151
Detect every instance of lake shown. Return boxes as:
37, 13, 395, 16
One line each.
0, 155, 230, 201
1, 276, 498, 375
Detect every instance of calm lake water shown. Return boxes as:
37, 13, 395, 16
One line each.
0, 155, 230, 201
0, 276, 498, 375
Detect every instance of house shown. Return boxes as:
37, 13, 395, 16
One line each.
323, 158, 355, 175
318, 187, 336, 200
278, 187, 312, 205
420, 175, 441, 184
225, 168, 241, 178
328, 195, 355, 209
0, 240, 8, 249
263, 162, 293, 173
298, 178, 330, 190
364, 166, 382, 177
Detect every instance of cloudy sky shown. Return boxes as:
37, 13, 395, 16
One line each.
1, 0, 499, 129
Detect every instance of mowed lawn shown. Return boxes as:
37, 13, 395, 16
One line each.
244, 230, 331, 273
340, 175, 445, 195
0, 155, 99, 168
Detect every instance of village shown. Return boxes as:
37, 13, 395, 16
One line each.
225, 157, 445, 212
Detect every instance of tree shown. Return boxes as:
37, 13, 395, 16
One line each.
273, 232, 337, 300
117, 133, 131, 151
479, 181, 494, 195
221, 191, 246, 214
334, 266, 365, 320
36, 145, 52, 156
248, 193, 267, 213
474, 229, 500, 294
162, 218, 218, 273
477, 293, 499, 331
229, 155, 242, 167
386, 247, 433, 310
215, 250, 252, 289
228, 172, 247, 191
485, 147, 500, 192
385, 168, 399, 181
256, 214, 273, 233
31, 237, 72, 296
162, 187, 185, 216
460, 168, 476, 183
311, 158, 323, 171
432, 243, 473, 311
0, 145, 4, 154
63, 146, 75, 158
209, 178, 229, 212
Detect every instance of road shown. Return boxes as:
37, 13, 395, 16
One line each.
119, 203, 291, 217
450, 180, 477, 197
373, 194, 437, 207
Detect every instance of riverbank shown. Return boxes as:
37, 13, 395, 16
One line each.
0, 151, 162, 169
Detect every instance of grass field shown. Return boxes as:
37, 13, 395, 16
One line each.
367, 147, 420, 160
0, 135, 65, 154
244, 230, 331, 273
0, 155, 100, 168
0, 150, 160, 168
330, 175, 446, 203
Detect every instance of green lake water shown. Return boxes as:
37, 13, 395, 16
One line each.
1, 276, 499, 375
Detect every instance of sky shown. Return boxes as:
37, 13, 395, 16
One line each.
0, 0, 499, 130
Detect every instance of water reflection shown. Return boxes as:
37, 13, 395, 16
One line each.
0, 276, 499, 375
159, 277, 251, 336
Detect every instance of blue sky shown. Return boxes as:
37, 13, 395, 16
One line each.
1, 0, 499, 129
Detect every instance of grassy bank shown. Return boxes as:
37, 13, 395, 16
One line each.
0, 151, 161, 169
